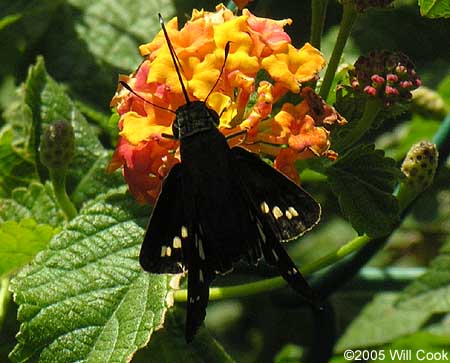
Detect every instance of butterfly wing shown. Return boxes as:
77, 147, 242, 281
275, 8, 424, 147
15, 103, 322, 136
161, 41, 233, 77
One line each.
230, 147, 321, 241
184, 225, 214, 342
230, 146, 321, 304
139, 163, 186, 274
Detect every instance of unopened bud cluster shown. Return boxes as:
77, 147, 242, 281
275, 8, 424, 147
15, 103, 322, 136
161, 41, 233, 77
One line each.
349, 50, 421, 106
401, 141, 438, 193
39, 121, 75, 169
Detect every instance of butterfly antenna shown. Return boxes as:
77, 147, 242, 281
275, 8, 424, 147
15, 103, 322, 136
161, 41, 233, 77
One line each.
158, 13, 191, 104
205, 42, 230, 104
120, 81, 175, 114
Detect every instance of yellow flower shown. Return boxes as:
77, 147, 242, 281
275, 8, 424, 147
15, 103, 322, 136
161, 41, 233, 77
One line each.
262, 43, 325, 93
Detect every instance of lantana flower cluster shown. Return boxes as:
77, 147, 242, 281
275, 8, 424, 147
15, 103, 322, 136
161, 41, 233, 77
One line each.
109, 4, 344, 204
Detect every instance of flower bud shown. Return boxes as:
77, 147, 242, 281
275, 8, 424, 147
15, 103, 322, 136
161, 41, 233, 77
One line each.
39, 121, 75, 169
401, 141, 438, 193
411, 87, 448, 119
349, 50, 421, 106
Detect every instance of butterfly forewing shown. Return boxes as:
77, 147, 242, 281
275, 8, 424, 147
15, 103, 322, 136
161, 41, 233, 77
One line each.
139, 163, 186, 274
230, 146, 321, 241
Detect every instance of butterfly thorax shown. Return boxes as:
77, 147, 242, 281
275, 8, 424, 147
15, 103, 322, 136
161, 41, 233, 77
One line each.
173, 101, 220, 139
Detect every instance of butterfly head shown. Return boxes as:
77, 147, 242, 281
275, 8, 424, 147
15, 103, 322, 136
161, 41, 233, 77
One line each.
173, 101, 220, 139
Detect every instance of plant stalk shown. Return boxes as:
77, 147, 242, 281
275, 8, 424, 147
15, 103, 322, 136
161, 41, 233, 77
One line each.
0, 277, 11, 332
50, 168, 77, 220
319, 0, 357, 100
310, 0, 328, 49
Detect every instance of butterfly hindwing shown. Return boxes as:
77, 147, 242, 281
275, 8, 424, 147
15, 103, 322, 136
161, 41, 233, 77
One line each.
139, 163, 186, 274
230, 146, 321, 241
184, 226, 214, 342
261, 223, 320, 305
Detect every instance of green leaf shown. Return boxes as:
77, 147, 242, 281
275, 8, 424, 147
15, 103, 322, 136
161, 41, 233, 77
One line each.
1, 91, 34, 155
274, 344, 303, 363
0, 182, 65, 226
134, 310, 236, 363
326, 144, 402, 237
0, 219, 57, 278
0, 1, 59, 83
67, 0, 175, 71
0, 13, 22, 31
372, 332, 450, 363
0, 128, 38, 197
71, 151, 124, 208
379, 116, 441, 160
335, 293, 430, 351
9, 189, 170, 363
419, 0, 450, 18
396, 235, 450, 313
24, 57, 105, 186
22, 57, 124, 207
437, 73, 450, 107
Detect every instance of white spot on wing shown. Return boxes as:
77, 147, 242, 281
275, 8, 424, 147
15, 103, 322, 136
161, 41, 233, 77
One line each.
288, 207, 299, 217
181, 226, 188, 238
272, 206, 283, 219
285, 210, 293, 219
160, 246, 167, 257
260, 201, 270, 214
166, 246, 172, 257
173, 236, 182, 248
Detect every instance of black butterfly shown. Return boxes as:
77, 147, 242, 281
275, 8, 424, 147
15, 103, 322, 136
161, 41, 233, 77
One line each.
127, 14, 322, 342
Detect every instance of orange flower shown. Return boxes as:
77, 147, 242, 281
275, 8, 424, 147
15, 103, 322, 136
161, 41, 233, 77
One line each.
109, 5, 342, 204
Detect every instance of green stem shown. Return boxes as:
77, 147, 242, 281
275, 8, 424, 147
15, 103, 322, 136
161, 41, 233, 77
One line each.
355, 266, 426, 282
339, 97, 383, 149
319, 1, 357, 100
433, 112, 450, 169
50, 168, 77, 220
173, 235, 370, 302
0, 277, 11, 331
310, 0, 328, 49
226, 1, 237, 11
